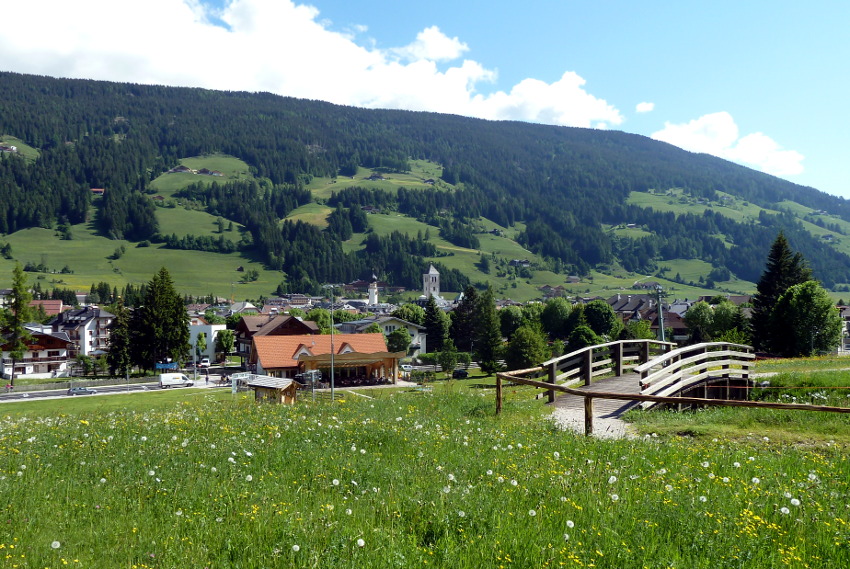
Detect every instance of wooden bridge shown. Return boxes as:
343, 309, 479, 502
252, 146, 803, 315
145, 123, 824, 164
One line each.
496, 340, 850, 435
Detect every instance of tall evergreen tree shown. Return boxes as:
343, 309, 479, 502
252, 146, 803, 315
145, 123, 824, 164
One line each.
106, 298, 132, 378
474, 287, 503, 375
449, 285, 478, 352
130, 268, 190, 371
3, 263, 33, 386
751, 233, 812, 352
423, 295, 449, 352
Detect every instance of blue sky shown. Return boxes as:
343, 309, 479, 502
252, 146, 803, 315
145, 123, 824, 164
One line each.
2, 0, 848, 197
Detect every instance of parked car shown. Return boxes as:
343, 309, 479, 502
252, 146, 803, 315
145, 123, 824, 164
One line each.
67, 386, 97, 396
452, 369, 469, 379
400, 364, 413, 372
199, 358, 211, 368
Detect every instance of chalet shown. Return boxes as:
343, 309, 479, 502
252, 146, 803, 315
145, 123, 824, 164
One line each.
234, 314, 319, 361
167, 165, 195, 174
49, 306, 114, 357
0, 289, 12, 308
228, 301, 258, 316
695, 295, 752, 306
423, 178, 436, 185
566, 275, 581, 284
250, 333, 404, 382
509, 259, 531, 268
197, 168, 225, 177
0, 144, 17, 153
538, 285, 567, 298
366, 173, 385, 181
632, 281, 661, 290
90, 188, 105, 196
1, 326, 72, 379
336, 316, 427, 354
361, 205, 381, 214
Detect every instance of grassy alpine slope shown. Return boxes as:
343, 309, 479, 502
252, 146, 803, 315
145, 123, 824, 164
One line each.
0, 378, 847, 568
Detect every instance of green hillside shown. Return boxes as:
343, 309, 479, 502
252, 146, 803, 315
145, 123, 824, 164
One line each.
2, 71, 850, 300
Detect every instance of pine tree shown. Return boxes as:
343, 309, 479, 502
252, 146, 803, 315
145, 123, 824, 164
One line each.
751, 233, 812, 352
130, 267, 190, 371
423, 295, 449, 352
4, 263, 33, 386
449, 285, 479, 352
475, 287, 503, 375
106, 298, 132, 378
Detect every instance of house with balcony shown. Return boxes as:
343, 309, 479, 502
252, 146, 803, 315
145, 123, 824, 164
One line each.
1, 326, 72, 379
335, 316, 427, 355
49, 306, 115, 357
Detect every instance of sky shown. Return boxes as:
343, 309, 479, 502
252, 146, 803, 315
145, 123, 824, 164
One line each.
1, 0, 848, 198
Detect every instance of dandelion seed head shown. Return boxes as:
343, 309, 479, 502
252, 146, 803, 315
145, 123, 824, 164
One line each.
780, 507, 790, 515
458, 510, 465, 518
751, 477, 760, 484
699, 496, 707, 503
245, 475, 253, 482
610, 494, 619, 502
292, 544, 300, 552
346, 509, 352, 515
566, 520, 574, 528
608, 475, 617, 484
791, 498, 801, 507
332, 479, 340, 486
510, 479, 518, 486
528, 509, 536, 517
356, 538, 365, 548
51, 541, 61, 549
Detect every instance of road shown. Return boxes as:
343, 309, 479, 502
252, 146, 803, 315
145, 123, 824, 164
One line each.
0, 371, 231, 403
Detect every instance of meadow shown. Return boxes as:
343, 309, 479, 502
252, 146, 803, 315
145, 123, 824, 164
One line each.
1, 380, 847, 568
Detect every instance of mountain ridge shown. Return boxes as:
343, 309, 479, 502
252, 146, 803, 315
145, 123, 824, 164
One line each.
1, 71, 849, 297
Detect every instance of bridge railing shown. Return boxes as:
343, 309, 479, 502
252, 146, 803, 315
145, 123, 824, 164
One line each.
498, 339, 675, 404
634, 342, 755, 408
496, 341, 850, 435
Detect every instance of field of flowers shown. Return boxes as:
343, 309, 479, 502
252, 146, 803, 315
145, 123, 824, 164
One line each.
1, 388, 848, 568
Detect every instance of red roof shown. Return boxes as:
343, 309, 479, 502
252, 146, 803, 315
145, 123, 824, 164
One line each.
29, 299, 66, 316
253, 333, 388, 370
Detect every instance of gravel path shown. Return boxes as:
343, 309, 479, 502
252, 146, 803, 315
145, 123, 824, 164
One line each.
550, 407, 638, 440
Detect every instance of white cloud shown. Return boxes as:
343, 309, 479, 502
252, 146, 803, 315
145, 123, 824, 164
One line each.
393, 26, 469, 62
636, 102, 654, 113
651, 112, 804, 176
0, 0, 623, 129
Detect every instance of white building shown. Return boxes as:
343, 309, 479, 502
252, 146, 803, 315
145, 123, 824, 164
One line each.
189, 317, 227, 362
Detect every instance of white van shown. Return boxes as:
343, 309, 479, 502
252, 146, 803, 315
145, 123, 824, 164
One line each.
159, 373, 194, 388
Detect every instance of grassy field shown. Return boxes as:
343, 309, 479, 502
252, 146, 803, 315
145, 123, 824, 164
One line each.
0, 371, 847, 568
0, 135, 39, 161
307, 160, 448, 201
148, 154, 254, 197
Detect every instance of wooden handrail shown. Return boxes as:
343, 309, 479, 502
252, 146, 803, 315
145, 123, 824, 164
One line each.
495, 341, 850, 435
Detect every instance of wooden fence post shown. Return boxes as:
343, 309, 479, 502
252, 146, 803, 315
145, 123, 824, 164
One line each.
613, 342, 624, 376
583, 348, 593, 386
584, 397, 594, 436
496, 374, 502, 414
548, 362, 556, 403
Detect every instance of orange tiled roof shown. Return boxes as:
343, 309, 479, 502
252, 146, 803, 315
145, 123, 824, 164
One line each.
253, 333, 388, 370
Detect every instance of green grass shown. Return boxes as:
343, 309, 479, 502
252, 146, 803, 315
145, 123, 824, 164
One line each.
0, 135, 39, 161
286, 203, 333, 227
0, 383, 847, 568
0, 225, 276, 300
307, 160, 448, 201
624, 360, 850, 444
149, 154, 254, 197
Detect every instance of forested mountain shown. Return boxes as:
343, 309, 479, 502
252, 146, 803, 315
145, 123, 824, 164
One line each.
2, 71, 850, 290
